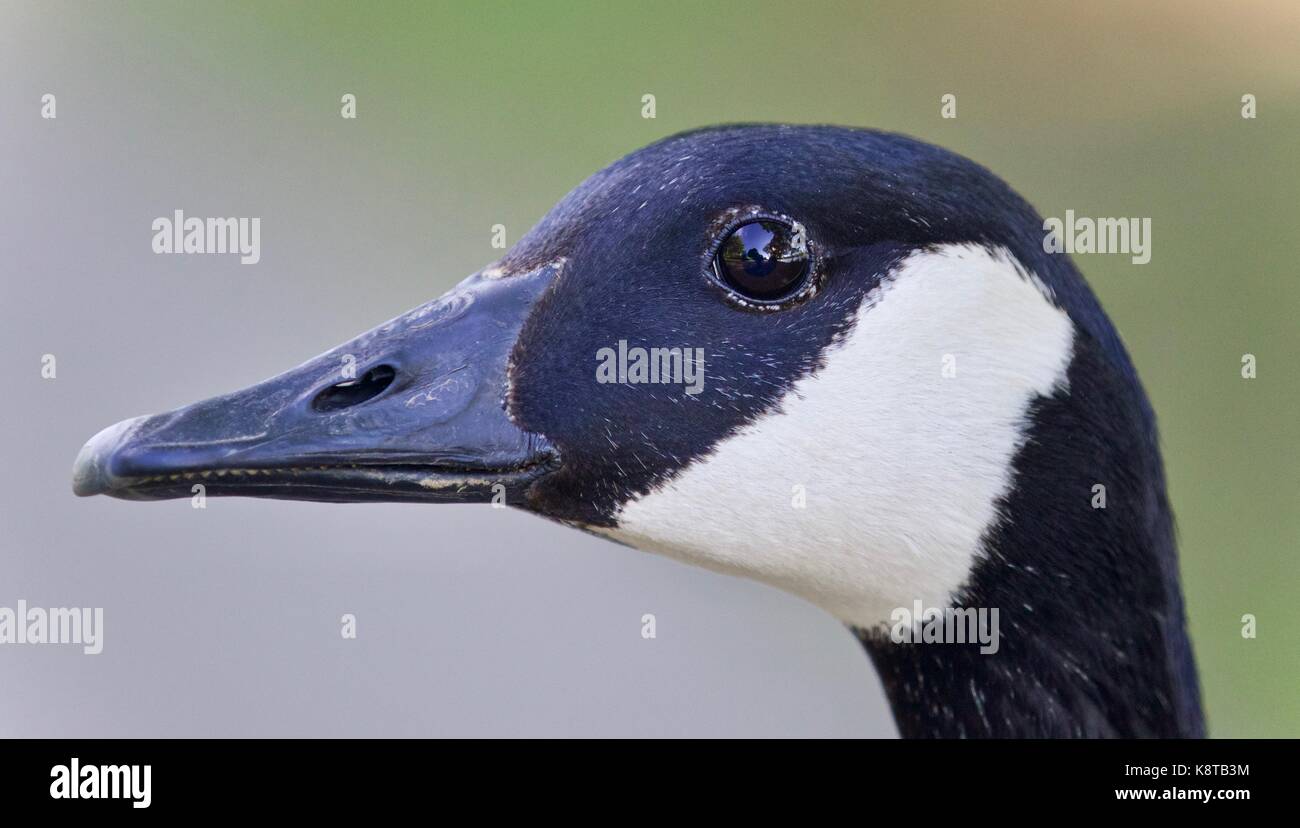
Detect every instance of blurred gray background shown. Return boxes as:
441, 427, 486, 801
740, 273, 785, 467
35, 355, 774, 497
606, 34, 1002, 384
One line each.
2, 1, 1296, 737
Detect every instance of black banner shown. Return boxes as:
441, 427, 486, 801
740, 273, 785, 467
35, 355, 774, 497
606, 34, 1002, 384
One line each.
4, 738, 1284, 814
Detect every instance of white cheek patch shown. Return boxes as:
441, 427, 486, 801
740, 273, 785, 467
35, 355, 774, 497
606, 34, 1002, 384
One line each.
598, 244, 1075, 629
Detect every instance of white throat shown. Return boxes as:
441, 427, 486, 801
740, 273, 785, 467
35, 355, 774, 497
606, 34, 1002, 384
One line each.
599, 244, 1076, 628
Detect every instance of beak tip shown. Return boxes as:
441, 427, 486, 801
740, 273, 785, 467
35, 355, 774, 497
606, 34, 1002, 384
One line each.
72, 416, 146, 497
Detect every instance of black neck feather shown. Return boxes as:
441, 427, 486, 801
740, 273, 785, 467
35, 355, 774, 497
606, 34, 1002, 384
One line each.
858, 331, 1203, 738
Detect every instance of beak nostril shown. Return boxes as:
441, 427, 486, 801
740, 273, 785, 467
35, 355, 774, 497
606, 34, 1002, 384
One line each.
312, 364, 397, 412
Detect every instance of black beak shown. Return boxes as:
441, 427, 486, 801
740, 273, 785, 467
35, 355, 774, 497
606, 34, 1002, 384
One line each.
72, 264, 560, 504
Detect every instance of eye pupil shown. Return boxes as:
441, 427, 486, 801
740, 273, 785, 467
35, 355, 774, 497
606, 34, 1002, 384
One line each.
716, 219, 809, 301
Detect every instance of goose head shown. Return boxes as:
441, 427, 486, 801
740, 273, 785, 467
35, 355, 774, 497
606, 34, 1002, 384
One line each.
73, 125, 1203, 738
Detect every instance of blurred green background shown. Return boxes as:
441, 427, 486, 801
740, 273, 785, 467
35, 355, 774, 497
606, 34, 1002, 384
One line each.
4, 0, 1296, 736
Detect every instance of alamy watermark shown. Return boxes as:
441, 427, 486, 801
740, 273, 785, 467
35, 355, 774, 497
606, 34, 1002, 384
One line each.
1043, 210, 1151, 264
152, 209, 260, 264
0, 599, 103, 654
890, 600, 1000, 654
50, 758, 150, 809
596, 340, 705, 395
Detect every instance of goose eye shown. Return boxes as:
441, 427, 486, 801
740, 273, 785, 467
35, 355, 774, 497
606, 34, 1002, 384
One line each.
714, 219, 809, 302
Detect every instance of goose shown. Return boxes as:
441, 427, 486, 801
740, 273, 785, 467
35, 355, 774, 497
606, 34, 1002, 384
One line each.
72, 124, 1204, 738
